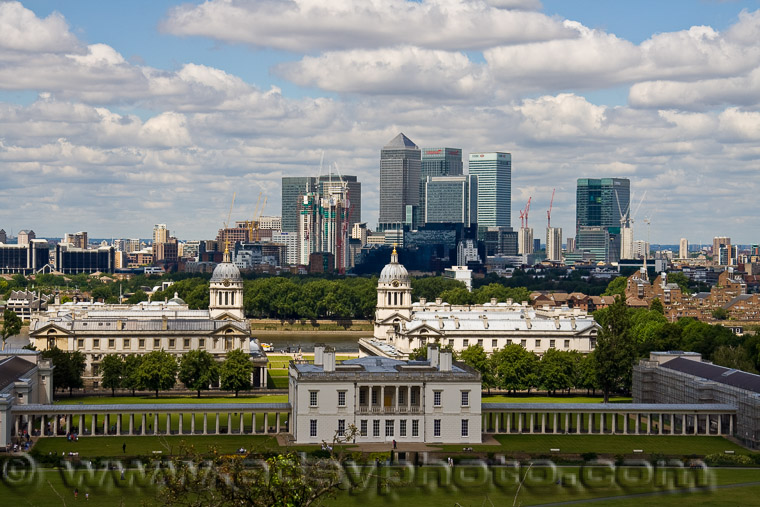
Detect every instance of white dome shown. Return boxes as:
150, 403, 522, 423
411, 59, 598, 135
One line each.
379, 249, 409, 284
211, 261, 242, 283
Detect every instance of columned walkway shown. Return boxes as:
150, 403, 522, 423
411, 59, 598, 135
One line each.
482, 403, 736, 436
11, 403, 291, 438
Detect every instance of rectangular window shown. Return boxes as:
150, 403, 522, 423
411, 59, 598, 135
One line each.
309, 391, 318, 407
338, 419, 345, 436
411, 390, 418, 405
153, 338, 160, 348
360, 420, 367, 436
535, 339, 541, 348
433, 391, 442, 407
399, 390, 405, 405
338, 391, 346, 407
108, 339, 115, 349
139, 339, 145, 349
385, 420, 394, 437
477, 339, 483, 347
93, 338, 100, 348
463, 338, 469, 347
169, 338, 176, 348
123, 338, 130, 348
400, 419, 407, 437
520, 339, 526, 348
360, 389, 367, 405
199, 338, 205, 348
310, 420, 317, 437
371, 389, 378, 405
77, 339, 84, 349
184, 339, 190, 348
549, 339, 555, 348
434, 419, 441, 437
564, 339, 570, 348
461, 391, 469, 407
461, 419, 469, 437
373, 420, 380, 437
412, 420, 419, 437
492, 339, 498, 348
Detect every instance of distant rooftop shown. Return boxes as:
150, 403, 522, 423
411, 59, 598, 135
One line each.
384, 133, 418, 149
662, 356, 760, 394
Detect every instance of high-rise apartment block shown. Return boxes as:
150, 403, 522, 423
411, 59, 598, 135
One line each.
679, 238, 689, 260
546, 227, 563, 262
424, 175, 477, 226
518, 227, 534, 255
576, 178, 630, 262
468, 152, 511, 228
63, 231, 88, 249
713, 237, 732, 266
379, 133, 421, 231
153, 224, 169, 245
282, 175, 361, 233
417, 147, 463, 225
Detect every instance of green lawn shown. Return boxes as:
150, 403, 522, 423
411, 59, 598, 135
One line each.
54, 394, 288, 404
482, 394, 632, 404
437, 434, 751, 456
3, 465, 756, 507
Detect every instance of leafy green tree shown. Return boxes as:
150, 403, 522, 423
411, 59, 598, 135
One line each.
137, 350, 178, 398
126, 290, 149, 304
438, 287, 475, 305
649, 298, 664, 315
459, 345, 495, 392
41, 348, 86, 397
220, 349, 253, 397
411, 277, 465, 302
711, 307, 729, 320
2, 309, 23, 351
100, 354, 124, 396
179, 350, 219, 397
409, 346, 427, 360
490, 344, 539, 393
666, 272, 692, 294
122, 354, 143, 396
593, 296, 635, 402
539, 349, 574, 395
573, 352, 599, 395
602, 276, 627, 297
712, 345, 758, 373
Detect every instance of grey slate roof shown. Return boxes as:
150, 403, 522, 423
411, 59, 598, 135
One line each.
661, 357, 760, 394
0, 357, 36, 391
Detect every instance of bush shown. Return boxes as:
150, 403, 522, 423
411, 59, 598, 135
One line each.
703, 453, 753, 466
581, 452, 598, 461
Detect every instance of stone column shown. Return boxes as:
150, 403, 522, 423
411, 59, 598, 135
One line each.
658, 414, 663, 435
565, 413, 570, 434
203, 413, 208, 435
79, 414, 84, 436
647, 414, 652, 435
394, 386, 399, 413
577, 413, 582, 434
729, 415, 733, 435
227, 413, 232, 434
506, 413, 511, 433
541, 413, 546, 434
671, 413, 675, 434
40, 414, 45, 437
276, 412, 281, 433
116, 414, 121, 435
553, 413, 558, 434
239, 413, 244, 434
718, 414, 723, 435
600, 413, 605, 434
191, 413, 196, 435
693, 415, 698, 435
52, 414, 58, 437
92, 414, 97, 436
141, 414, 146, 436
612, 413, 617, 434
215, 413, 220, 434
154, 413, 159, 435
178, 414, 184, 435
263, 413, 268, 433
529, 413, 534, 434
682, 414, 687, 435
518, 412, 523, 433
129, 414, 134, 436
166, 413, 171, 435
635, 413, 640, 434
380, 386, 385, 413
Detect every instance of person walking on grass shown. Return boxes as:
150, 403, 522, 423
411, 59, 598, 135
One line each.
122, 442, 126, 453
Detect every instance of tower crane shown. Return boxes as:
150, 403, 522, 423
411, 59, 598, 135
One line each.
223, 192, 236, 254
546, 188, 555, 228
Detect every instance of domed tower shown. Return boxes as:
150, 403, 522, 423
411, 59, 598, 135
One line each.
374, 247, 412, 340
209, 249, 244, 321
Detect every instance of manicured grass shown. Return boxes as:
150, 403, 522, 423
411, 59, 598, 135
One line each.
437, 434, 751, 456
482, 394, 632, 404
32, 434, 279, 458
54, 394, 288, 405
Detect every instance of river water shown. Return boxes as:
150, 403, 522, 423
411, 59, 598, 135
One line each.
252, 331, 365, 353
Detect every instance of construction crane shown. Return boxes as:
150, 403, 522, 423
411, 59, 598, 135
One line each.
247, 191, 268, 242
546, 188, 555, 228
223, 192, 236, 253
519, 197, 532, 229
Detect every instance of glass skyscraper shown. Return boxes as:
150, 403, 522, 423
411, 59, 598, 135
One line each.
576, 178, 630, 263
468, 152, 511, 228
379, 133, 421, 231
424, 175, 477, 226
417, 147, 463, 225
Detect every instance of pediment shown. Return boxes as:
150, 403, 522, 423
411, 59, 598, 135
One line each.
30, 322, 73, 337
377, 312, 412, 325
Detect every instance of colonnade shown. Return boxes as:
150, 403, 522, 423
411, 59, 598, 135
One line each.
482, 406, 735, 436
11, 403, 291, 439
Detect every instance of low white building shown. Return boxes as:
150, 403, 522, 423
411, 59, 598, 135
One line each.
289, 344, 481, 444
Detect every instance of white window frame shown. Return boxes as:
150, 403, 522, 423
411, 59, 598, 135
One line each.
338, 419, 345, 436
373, 419, 380, 437
309, 391, 318, 407
461, 390, 469, 407
433, 390, 442, 407
360, 420, 367, 436
310, 419, 317, 437
385, 420, 394, 437
338, 390, 346, 407
412, 419, 419, 437
461, 419, 469, 437
434, 419, 441, 437
400, 419, 407, 437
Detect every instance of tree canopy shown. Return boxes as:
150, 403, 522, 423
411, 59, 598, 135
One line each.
179, 350, 219, 397
100, 354, 124, 396
220, 349, 253, 396
41, 347, 85, 397
1, 309, 23, 351
137, 350, 178, 398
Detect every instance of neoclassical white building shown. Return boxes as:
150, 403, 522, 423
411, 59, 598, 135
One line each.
289, 344, 481, 444
30, 251, 268, 388
362, 249, 599, 358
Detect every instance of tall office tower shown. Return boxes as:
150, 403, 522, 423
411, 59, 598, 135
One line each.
417, 147, 463, 225
282, 177, 317, 232
533, 238, 541, 252
424, 175, 477, 226
468, 152, 511, 228
318, 183, 351, 272
318, 175, 361, 230
713, 236, 731, 265
576, 178, 630, 262
546, 227, 563, 262
153, 224, 169, 245
379, 133, 421, 231
566, 237, 575, 253
518, 227, 534, 255
679, 238, 689, 260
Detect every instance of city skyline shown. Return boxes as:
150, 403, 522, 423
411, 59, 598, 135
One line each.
1, 1, 760, 243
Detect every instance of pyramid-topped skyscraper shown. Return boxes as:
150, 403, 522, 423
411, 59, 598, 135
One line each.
378, 133, 421, 231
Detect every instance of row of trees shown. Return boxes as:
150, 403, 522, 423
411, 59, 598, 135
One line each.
44, 348, 257, 398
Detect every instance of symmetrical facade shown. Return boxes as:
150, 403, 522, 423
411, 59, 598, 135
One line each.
289, 344, 481, 444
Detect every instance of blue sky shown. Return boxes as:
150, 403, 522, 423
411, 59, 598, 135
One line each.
2, 0, 760, 244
